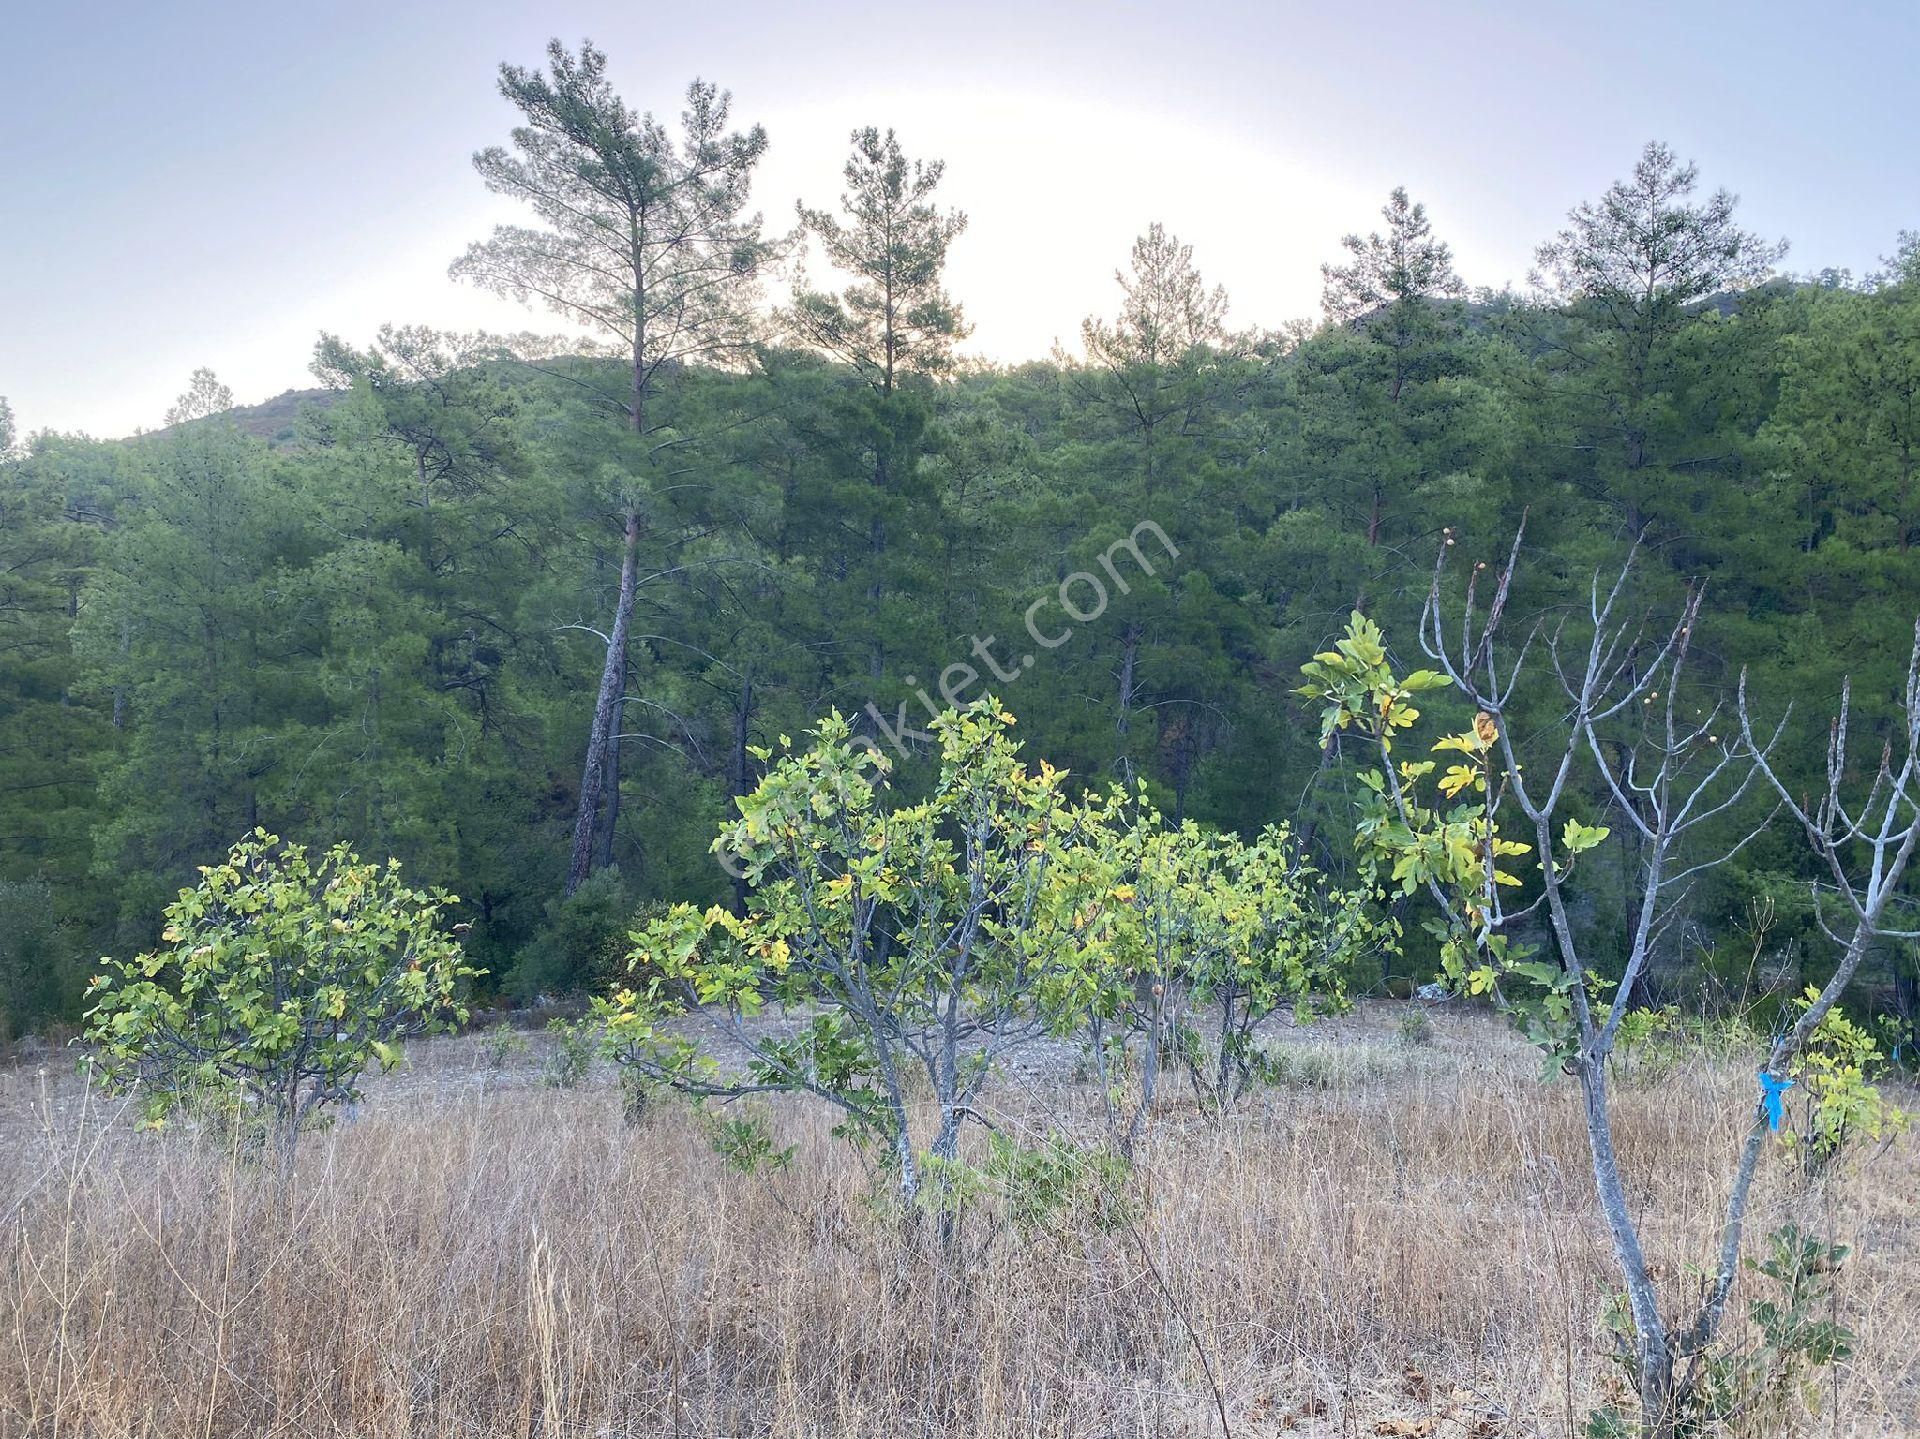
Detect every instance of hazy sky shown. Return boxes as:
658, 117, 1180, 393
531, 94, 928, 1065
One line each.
3, 0, 1916, 437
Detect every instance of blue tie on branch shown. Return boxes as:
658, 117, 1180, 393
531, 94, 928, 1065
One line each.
1758, 1070, 1794, 1132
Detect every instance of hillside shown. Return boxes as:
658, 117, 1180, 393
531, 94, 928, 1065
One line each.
148, 385, 339, 444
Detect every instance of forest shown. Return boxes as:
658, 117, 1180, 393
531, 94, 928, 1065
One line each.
10, 32, 1920, 1439
2, 42, 1919, 1047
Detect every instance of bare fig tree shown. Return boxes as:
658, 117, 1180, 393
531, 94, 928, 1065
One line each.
1300, 526, 1920, 1437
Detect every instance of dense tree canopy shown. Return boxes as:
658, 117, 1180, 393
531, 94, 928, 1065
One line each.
2, 70, 1916, 1046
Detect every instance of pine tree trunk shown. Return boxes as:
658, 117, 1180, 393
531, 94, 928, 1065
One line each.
1116, 623, 1141, 782
566, 509, 640, 896
597, 693, 622, 871
729, 672, 753, 913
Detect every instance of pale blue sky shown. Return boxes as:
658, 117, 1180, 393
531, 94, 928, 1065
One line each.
2, 0, 1915, 436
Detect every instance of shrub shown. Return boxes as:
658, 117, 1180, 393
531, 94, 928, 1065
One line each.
540, 1017, 597, 1088
505, 867, 631, 1000
1782, 988, 1908, 1174
0, 881, 85, 1041
84, 830, 476, 1168
1591, 1225, 1855, 1438
1396, 1006, 1435, 1046
478, 1022, 529, 1074
1049, 793, 1390, 1151
600, 701, 1092, 1222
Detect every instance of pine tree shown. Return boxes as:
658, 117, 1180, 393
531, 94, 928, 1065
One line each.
453, 39, 777, 895
785, 127, 971, 700
1530, 141, 1786, 533
791, 127, 970, 394
1305, 189, 1491, 602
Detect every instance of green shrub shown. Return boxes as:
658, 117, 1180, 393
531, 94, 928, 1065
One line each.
1396, 1006, 1435, 1046
540, 1017, 597, 1088
1612, 1004, 1763, 1085
84, 830, 475, 1167
1783, 988, 1907, 1174
0, 881, 85, 1041
506, 867, 631, 1000
478, 1022, 529, 1073
1591, 1224, 1854, 1438
601, 703, 1091, 1216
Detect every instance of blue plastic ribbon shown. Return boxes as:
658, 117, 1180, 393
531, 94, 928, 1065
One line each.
1758, 1070, 1794, 1132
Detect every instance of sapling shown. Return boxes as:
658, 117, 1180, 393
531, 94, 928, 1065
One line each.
539, 1017, 597, 1088
1050, 792, 1387, 1151
1775, 991, 1908, 1178
479, 1022, 529, 1075
598, 701, 1095, 1231
85, 830, 475, 1172
1300, 531, 1920, 1438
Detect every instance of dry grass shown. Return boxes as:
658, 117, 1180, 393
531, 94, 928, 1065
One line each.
2, 1005, 1915, 1437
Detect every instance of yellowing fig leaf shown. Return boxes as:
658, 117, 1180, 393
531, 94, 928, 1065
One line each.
1561, 818, 1612, 855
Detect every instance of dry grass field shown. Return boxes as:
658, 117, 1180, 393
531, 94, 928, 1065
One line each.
2, 1004, 1915, 1438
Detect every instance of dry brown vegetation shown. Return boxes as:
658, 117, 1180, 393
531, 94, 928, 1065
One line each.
2, 1004, 1915, 1438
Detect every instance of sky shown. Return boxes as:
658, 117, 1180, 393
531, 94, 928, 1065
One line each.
2, 0, 1917, 438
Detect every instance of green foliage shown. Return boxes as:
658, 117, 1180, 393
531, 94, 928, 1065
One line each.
0, 882, 85, 1040
1582, 1405, 1632, 1439
1736, 1226, 1855, 1393
13, 105, 1915, 1439
1395, 1006, 1435, 1047
539, 1017, 597, 1089
1298, 613, 1564, 1034
699, 1105, 795, 1174
478, 1022, 529, 1073
1531, 140, 1786, 537
904, 1129, 1133, 1246
1297, 610, 1675, 1072
6, 119, 1916, 1064
962, 1130, 1131, 1237
0, 436, 108, 935
1781, 988, 1908, 1171
791, 127, 969, 389
1611, 1003, 1692, 1084
1048, 790, 1390, 1136
1594, 1225, 1854, 1438
453, 41, 774, 373
507, 867, 633, 1000
1611, 1004, 1766, 1085
83, 831, 476, 1156
599, 701, 1092, 1203
1615, 1003, 1681, 1053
